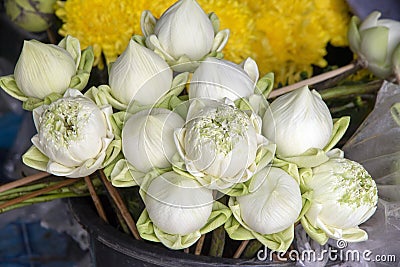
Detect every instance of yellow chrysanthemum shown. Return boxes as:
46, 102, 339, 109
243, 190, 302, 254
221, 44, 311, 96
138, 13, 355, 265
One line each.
248, 0, 351, 85
55, 0, 351, 85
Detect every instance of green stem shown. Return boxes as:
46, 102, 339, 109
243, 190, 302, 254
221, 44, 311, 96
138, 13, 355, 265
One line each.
0, 177, 103, 199
208, 225, 225, 257
242, 240, 263, 259
0, 193, 89, 213
319, 80, 382, 100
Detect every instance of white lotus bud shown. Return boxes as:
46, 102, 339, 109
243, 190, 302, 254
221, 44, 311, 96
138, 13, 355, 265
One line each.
109, 40, 173, 106
189, 57, 259, 101
262, 85, 333, 157
29, 89, 113, 178
236, 167, 302, 234
144, 171, 213, 235
122, 108, 185, 173
304, 158, 378, 241
14, 40, 76, 99
348, 11, 400, 78
154, 0, 215, 61
175, 99, 259, 189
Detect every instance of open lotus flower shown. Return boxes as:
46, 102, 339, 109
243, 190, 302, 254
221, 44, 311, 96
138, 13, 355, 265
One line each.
141, 0, 229, 72
0, 36, 93, 110
108, 39, 173, 107
22, 89, 114, 178
262, 85, 333, 157
348, 11, 400, 79
143, 171, 214, 235
301, 157, 378, 244
188, 57, 259, 102
174, 99, 273, 190
122, 108, 185, 173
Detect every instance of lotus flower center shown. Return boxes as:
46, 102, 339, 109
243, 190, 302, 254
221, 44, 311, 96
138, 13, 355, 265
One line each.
335, 161, 378, 207
40, 98, 90, 148
193, 105, 250, 154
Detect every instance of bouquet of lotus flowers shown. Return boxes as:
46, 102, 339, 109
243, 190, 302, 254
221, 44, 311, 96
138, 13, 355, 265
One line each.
2, 0, 400, 263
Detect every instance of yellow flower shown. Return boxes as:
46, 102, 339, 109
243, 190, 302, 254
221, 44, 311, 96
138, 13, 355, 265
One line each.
248, 0, 351, 85
55, 0, 351, 85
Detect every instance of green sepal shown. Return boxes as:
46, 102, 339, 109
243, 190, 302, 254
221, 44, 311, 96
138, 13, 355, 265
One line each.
0, 75, 27, 102
136, 201, 232, 250
69, 46, 94, 90
277, 148, 330, 169
22, 145, 49, 172
154, 72, 189, 110
208, 12, 220, 33
255, 72, 274, 98
109, 111, 128, 139
300, 216, 329, 245
109, 160, 169, 187
348, 15, 361, 53
391, 103, 400, 126
101, 139, 122, 169
23, 93, 63, 111
58, 35, 82, 67
84, 85, 128, 111
140, 11, 157, 37
323, 116, 350, 152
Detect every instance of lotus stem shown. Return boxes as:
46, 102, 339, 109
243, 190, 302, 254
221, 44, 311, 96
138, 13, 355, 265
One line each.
85, 176, 108, 223
233, 240, 250, 259
268, 61, 361, 99
0, 178, 82, 211
98, 170, 141, 240
209, 225, 225, 257
319, 80, 382, 100
195, 234, 206, 255
0, 172, 50, 193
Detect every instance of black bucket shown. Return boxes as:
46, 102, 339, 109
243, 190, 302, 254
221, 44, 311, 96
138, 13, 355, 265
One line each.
68, 197, 292, 267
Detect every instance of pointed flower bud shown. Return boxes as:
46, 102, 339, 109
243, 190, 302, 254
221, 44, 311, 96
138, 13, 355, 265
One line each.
155, 0, 214, 61
262, 85, 333, 157
141, 0, 229, 72
122, 108, 185, 173
189, 57, 259, 101
15, 40, 76, 99
109, 40, 173, 106
348, 11, 400, 79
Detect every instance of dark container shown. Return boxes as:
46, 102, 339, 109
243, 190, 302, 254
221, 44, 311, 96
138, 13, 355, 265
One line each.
68, 197, 292, 267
